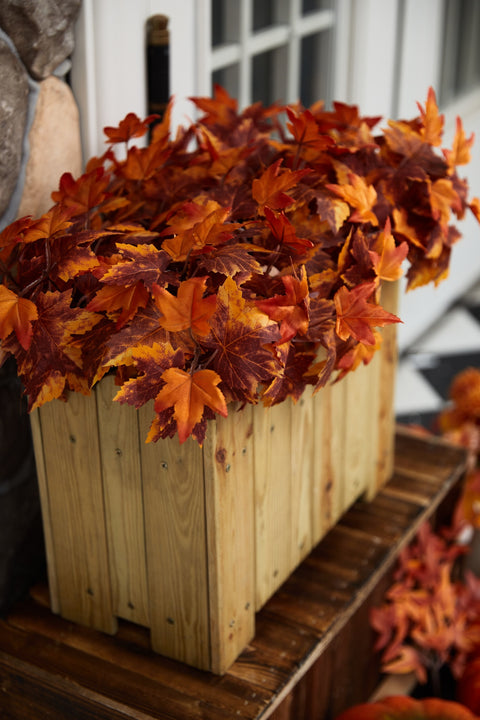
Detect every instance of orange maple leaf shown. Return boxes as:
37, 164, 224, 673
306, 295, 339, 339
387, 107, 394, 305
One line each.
369, 219, 408, 281
161, 202, 237, 261
334, 281, 401, 345
417, 87, 444, 147
104, 112, 158, 144
444, 116, 475, 171
0, 286, 38, 350
326, 172, 378, 225
86, 281, 150, 328
154, 367, 227, 444
430, 178, 459, 227
21, 205, 73, 244
336, 331, 382, 380
191, 84, 238, 126
153, 277, 216, 337
285, 107, 334, 160
252, 159, 310, 214
51, 167, 110, 215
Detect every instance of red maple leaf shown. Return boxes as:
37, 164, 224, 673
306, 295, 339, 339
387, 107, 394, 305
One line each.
204, 277, 280, 403
256, 267, 310, 343
334, 281, 400, 345
264, 207, 314, 254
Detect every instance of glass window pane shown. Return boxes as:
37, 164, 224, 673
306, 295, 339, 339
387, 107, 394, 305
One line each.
440, 0, 480, 105
302, 0, 333, 15
252, 46, 288, 106
212, 0, 239, 47
252, 0, 288, 31
300, 30, 332, 108
212, 64, 239, 99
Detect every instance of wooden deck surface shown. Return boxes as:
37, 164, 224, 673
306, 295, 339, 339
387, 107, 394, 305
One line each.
0, 428, 467, 720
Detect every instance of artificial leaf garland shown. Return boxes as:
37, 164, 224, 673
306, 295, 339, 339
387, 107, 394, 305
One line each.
0, 86, 478, 443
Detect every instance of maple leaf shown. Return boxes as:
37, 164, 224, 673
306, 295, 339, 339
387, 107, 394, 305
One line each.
195, 242, 262, 281
264, 207, 314, 254
154, 367, 228, 444
430, 178, 459, 227
336, 331, 382, 380
121, 141, 171, 182
191, 84, 238, 127
444, 117, 475, 171
262, 343, 316, 406
334, 281, 401, 345
51, 167, 110, 215
114, 342, 183, 408
86, 281, 150, 328
161, 203, 238, 261
0, 216, 33, 264
204, 276, 280, 403
256, 267, 310, 343
285, 107, 334, 160
99, 243, 170, 289
382, 644, 428, 684
369, 219, 408, 281
104, 112, 158, 144
153, 277, 216, 337
4, 290, 99, 410
417, 87, 444, 147
21, 205, 74, 244
103, 302, 169, 366
313, 190, 350, 232
0, 285, 38, 350
48, 235, 100, 283
326, 172, 378, 225
252, 159, 310, 214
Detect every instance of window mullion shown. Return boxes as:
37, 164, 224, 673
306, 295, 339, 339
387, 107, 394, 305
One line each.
239, 0, 252, 107
287, 0, 300, 103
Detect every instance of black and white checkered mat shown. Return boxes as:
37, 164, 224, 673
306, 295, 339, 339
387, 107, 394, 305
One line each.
395, 280, 480, 430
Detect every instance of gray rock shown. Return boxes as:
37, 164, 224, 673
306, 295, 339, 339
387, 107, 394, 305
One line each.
0, 37, 29, 217
0, 0, 82, 80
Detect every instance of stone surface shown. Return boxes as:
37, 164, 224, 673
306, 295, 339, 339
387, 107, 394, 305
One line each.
17, 76, 82, 219
0, 0, 82, 80
0, 37, 29, 217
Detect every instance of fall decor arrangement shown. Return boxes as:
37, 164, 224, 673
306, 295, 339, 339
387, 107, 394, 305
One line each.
0, 86, 478, 444
1, 86, 479, 674
370, 520, 480, 691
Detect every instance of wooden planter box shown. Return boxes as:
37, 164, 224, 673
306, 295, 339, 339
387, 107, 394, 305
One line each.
29, 283, 398, 674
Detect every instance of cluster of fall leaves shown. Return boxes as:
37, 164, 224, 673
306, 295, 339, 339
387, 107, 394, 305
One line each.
371, 367, 480, 689
370, 520, 480, 685
0, 86, 479, 443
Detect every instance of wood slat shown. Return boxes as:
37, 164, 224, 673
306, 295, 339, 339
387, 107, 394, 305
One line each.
203, 405, 256, 674
375, 280, 399, 493
253, 400, 295, 609
28, 411, 60, 613
34, 394, 116, 634
95, 376, 149, 627
138, 408, 211, 670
